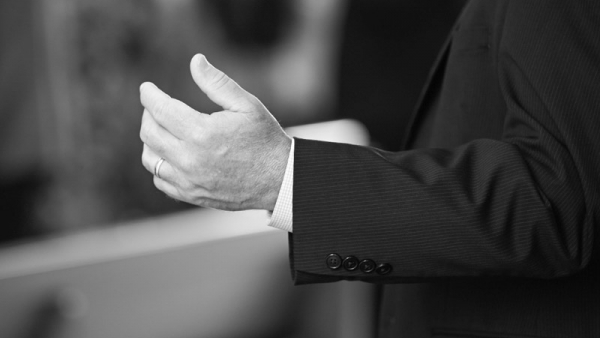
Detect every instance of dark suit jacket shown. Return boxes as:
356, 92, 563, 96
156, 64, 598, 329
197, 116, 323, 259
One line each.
289, 0, 600, 337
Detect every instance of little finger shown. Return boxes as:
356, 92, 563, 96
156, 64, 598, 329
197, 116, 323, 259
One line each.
153, 175, 186, 203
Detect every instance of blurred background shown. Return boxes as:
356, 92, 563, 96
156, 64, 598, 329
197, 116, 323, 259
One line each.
0, 0, 465, 336
0, 0, 466, 241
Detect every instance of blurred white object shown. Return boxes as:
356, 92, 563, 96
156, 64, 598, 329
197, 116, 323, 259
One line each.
0, 119, 374, 338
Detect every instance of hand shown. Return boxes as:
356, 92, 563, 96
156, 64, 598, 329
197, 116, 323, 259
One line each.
139, 54, 292, 211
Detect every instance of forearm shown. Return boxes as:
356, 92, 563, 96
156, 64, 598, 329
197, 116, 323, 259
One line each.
289, 138, 589, 284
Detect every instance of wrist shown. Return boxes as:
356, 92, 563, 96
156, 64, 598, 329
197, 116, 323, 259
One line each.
261, 134, 293, 210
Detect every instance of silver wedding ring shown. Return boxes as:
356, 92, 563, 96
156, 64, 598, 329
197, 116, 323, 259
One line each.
154, 158, 165, 179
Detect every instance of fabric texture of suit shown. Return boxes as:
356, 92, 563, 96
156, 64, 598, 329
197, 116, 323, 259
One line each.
289, 0, 600, 337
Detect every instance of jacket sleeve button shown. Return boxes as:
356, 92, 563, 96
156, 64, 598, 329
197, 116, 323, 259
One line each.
376, 263, 393, 275
326, 254, 343, 270
359, 259, 376, 273
342, 256, 360, 271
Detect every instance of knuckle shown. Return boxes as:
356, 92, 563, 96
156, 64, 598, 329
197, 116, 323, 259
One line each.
141, 156, 151, 173
189, 129, 206, 144
149, 139, 164, 155
210, 71, 230, 91
141, 148, 157, 172
193, 197, 210, 208
141, 148, 149, 165
203, 179, 217, 193
153, 176, 163, 189
185, 188, 207, 206
179, 156, 197, 174
181, 182, 194, 193
139, 126, 149, 143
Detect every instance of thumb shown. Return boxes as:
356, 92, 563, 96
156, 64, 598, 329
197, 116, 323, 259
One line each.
190, 54, 257, 112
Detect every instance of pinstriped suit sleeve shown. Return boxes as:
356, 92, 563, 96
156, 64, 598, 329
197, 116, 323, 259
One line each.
288, 0, 600, 285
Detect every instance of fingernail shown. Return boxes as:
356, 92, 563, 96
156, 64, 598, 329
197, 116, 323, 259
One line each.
194, 53, 208, 69
140, 82, 153, 92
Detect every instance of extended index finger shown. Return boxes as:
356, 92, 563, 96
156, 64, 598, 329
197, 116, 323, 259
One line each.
140, 82, 206, 139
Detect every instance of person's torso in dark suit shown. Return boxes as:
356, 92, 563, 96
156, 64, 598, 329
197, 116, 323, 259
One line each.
379, 1, 600, 337
288, 0, 600, 336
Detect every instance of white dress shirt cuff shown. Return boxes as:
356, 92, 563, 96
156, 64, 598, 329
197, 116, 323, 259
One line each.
268, 138, 294, 232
